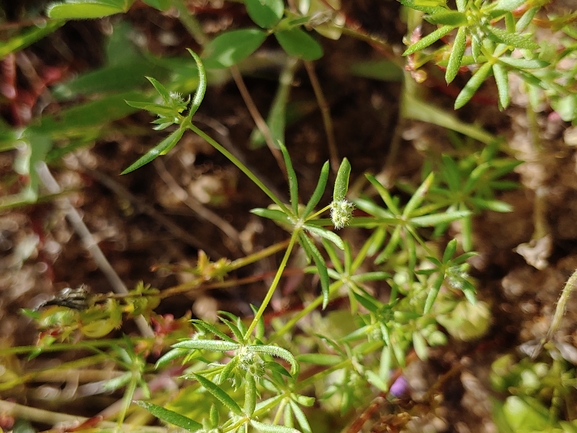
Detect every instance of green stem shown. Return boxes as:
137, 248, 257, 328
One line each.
170, 0, 209, 47
546, 268, 577, 342
244, 233, 298, 339
1, 338, 146, 355
533, 267, 577, 358
188, 123, 289, 213
118, 374, 139, 426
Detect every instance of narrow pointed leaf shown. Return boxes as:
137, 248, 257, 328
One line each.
399, 0, 447, 13
516, 7, 538, 32
135, 401, 202, 432
297, 353, 341, 365
250, 420, 301, 433
443, 239, 458, 262
446, 26, 467, 83
424, 11, 467, 25
244, 373, 257, 416
365, 174, 400, 214
405, 173, 434, 215
304, 225, 344, 250
146, 76, 171, 103
486, 27, 538, 50
251, 208, 293, 226
454, 62, 493, 109
218, 317, 245, 343
492, 62, 510, 109
303, 161, 330, 218
191, 319, 237, 343
290, 401, 313, 433
424, 273, 445, 313
193, 374, 243, 415
47, 0, 130, 19
333, 158, 351, 202
186, 50, 207, 118
251, 344, 299, 375
498, 57, 548, 69
411, 210, 470, 226
278, 142, 299, 215
155, 348, 191, 368
403, 25, 455, 56
122, 127, 185, 174
172, 339, 240, 352
494, 0, 525, 11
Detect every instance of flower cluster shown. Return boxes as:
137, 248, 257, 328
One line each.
330, 199, 354, 229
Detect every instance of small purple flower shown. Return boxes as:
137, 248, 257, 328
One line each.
390, 375, 410, 398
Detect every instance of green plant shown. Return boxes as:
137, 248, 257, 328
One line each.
2, 0, 577, 431
402, 0, 577, 118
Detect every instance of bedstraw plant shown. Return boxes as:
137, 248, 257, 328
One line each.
1, 0, 577, 431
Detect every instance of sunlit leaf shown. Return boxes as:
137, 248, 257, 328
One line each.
202, 28, 267, 69
275, 28, 323, 60
47, 0, 133, 18
246, 0, 284, 28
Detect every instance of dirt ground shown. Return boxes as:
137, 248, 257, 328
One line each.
2, 1, 577, 432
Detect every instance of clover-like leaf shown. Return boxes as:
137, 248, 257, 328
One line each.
275, 28, 323, 60
202, 28, 267, 69
246, 0, 284, 28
